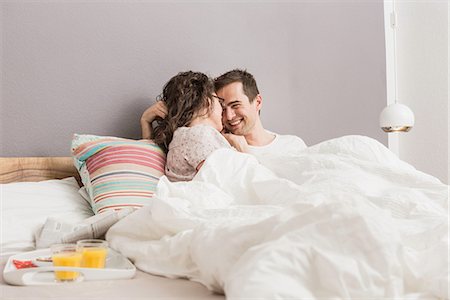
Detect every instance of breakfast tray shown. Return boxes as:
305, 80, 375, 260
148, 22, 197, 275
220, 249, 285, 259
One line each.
4, 248, 136, 286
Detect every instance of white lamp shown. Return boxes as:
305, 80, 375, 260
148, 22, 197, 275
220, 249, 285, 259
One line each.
379, 0, 415, 133
380, 103, 414, 132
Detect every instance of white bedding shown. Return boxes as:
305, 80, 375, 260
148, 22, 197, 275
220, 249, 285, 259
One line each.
106, 135, 448, 299
1, 177, 94, 255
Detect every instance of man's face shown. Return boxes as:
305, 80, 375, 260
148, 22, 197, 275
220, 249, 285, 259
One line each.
210, 94, 224, 132
216, 82, 261, 136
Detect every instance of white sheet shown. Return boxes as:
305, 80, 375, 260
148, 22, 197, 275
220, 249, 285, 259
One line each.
106, 135, 448, 299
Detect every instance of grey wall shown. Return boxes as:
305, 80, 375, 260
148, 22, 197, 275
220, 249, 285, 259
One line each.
1, 1, 387, 156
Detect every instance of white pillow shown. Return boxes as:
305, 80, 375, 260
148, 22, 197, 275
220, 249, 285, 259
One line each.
1, 177, 94, 255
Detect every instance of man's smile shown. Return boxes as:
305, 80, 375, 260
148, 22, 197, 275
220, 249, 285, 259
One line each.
228, 119, 243, 127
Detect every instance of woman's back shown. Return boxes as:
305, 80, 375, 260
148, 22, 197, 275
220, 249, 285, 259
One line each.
165, 124, 231, 182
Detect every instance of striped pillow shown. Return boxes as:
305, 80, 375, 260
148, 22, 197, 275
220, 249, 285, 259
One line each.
71, 134, 166, 214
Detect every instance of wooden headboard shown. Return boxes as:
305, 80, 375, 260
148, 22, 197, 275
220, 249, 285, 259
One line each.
0, 157, 80, 184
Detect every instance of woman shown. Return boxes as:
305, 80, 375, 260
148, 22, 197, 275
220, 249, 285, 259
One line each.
141, 71, 246, 182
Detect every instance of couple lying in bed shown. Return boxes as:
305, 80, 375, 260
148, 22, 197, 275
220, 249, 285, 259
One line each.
140, 69, 307, 182
109, 81, 449, 297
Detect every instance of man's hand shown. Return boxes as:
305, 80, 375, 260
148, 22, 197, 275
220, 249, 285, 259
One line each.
141, 101, 168, 123
141, 101, 168, 139
222, 133, 249, 153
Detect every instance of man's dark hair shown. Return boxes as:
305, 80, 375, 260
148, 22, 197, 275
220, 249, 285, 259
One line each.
214, 69, 259, 102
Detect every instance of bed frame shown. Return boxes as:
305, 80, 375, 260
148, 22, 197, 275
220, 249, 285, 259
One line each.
0, 157, 79, 184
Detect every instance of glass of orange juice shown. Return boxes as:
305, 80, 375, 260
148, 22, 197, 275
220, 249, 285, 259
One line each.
51, 244, 82, 282
77, 239, 108, 268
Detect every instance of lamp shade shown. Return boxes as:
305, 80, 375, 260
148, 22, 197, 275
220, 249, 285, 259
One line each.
379, 103, 415, 132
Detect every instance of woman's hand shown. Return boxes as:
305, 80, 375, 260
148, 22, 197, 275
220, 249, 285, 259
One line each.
222, 133, 249, 153
141, 101, 168, 139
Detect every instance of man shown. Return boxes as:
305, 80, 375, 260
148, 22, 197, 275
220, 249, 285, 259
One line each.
214, 69, 307, 158
141, 69, 307, 158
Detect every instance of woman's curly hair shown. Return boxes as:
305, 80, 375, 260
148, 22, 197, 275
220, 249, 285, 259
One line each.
152, 71, 215, 153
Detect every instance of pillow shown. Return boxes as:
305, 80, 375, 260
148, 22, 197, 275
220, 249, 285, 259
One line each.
1, 177, 94, 255
71, 134, 166, 214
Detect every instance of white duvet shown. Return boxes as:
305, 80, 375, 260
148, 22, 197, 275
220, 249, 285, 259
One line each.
106, 135, 448, 299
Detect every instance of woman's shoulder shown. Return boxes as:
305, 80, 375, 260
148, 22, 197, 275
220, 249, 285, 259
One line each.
169, 125, 231, 153
187, 124, 220, 137
173, 124, 220, 142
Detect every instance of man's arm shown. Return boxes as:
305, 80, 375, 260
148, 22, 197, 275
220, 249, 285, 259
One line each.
140, 101, 168, 139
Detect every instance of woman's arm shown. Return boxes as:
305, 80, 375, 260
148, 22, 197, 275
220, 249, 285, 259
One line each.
140, 101, 168, 139
196, 160, 205, 171
222, 133, 249, 153
195, 134, 247, 174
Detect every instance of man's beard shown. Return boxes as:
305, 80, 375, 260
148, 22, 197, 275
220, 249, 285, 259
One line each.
226, 118, 253, 136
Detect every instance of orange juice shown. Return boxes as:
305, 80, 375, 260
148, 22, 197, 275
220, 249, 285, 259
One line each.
80, 247, 108, 268
52, 252, 82, 281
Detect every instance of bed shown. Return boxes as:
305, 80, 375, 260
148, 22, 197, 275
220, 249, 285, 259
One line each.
0, 157, 224, 300
1, 135, 448, 299
104, 135, 448, 299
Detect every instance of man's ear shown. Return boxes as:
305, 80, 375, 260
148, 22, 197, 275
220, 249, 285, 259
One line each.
254, 94, 263, 112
